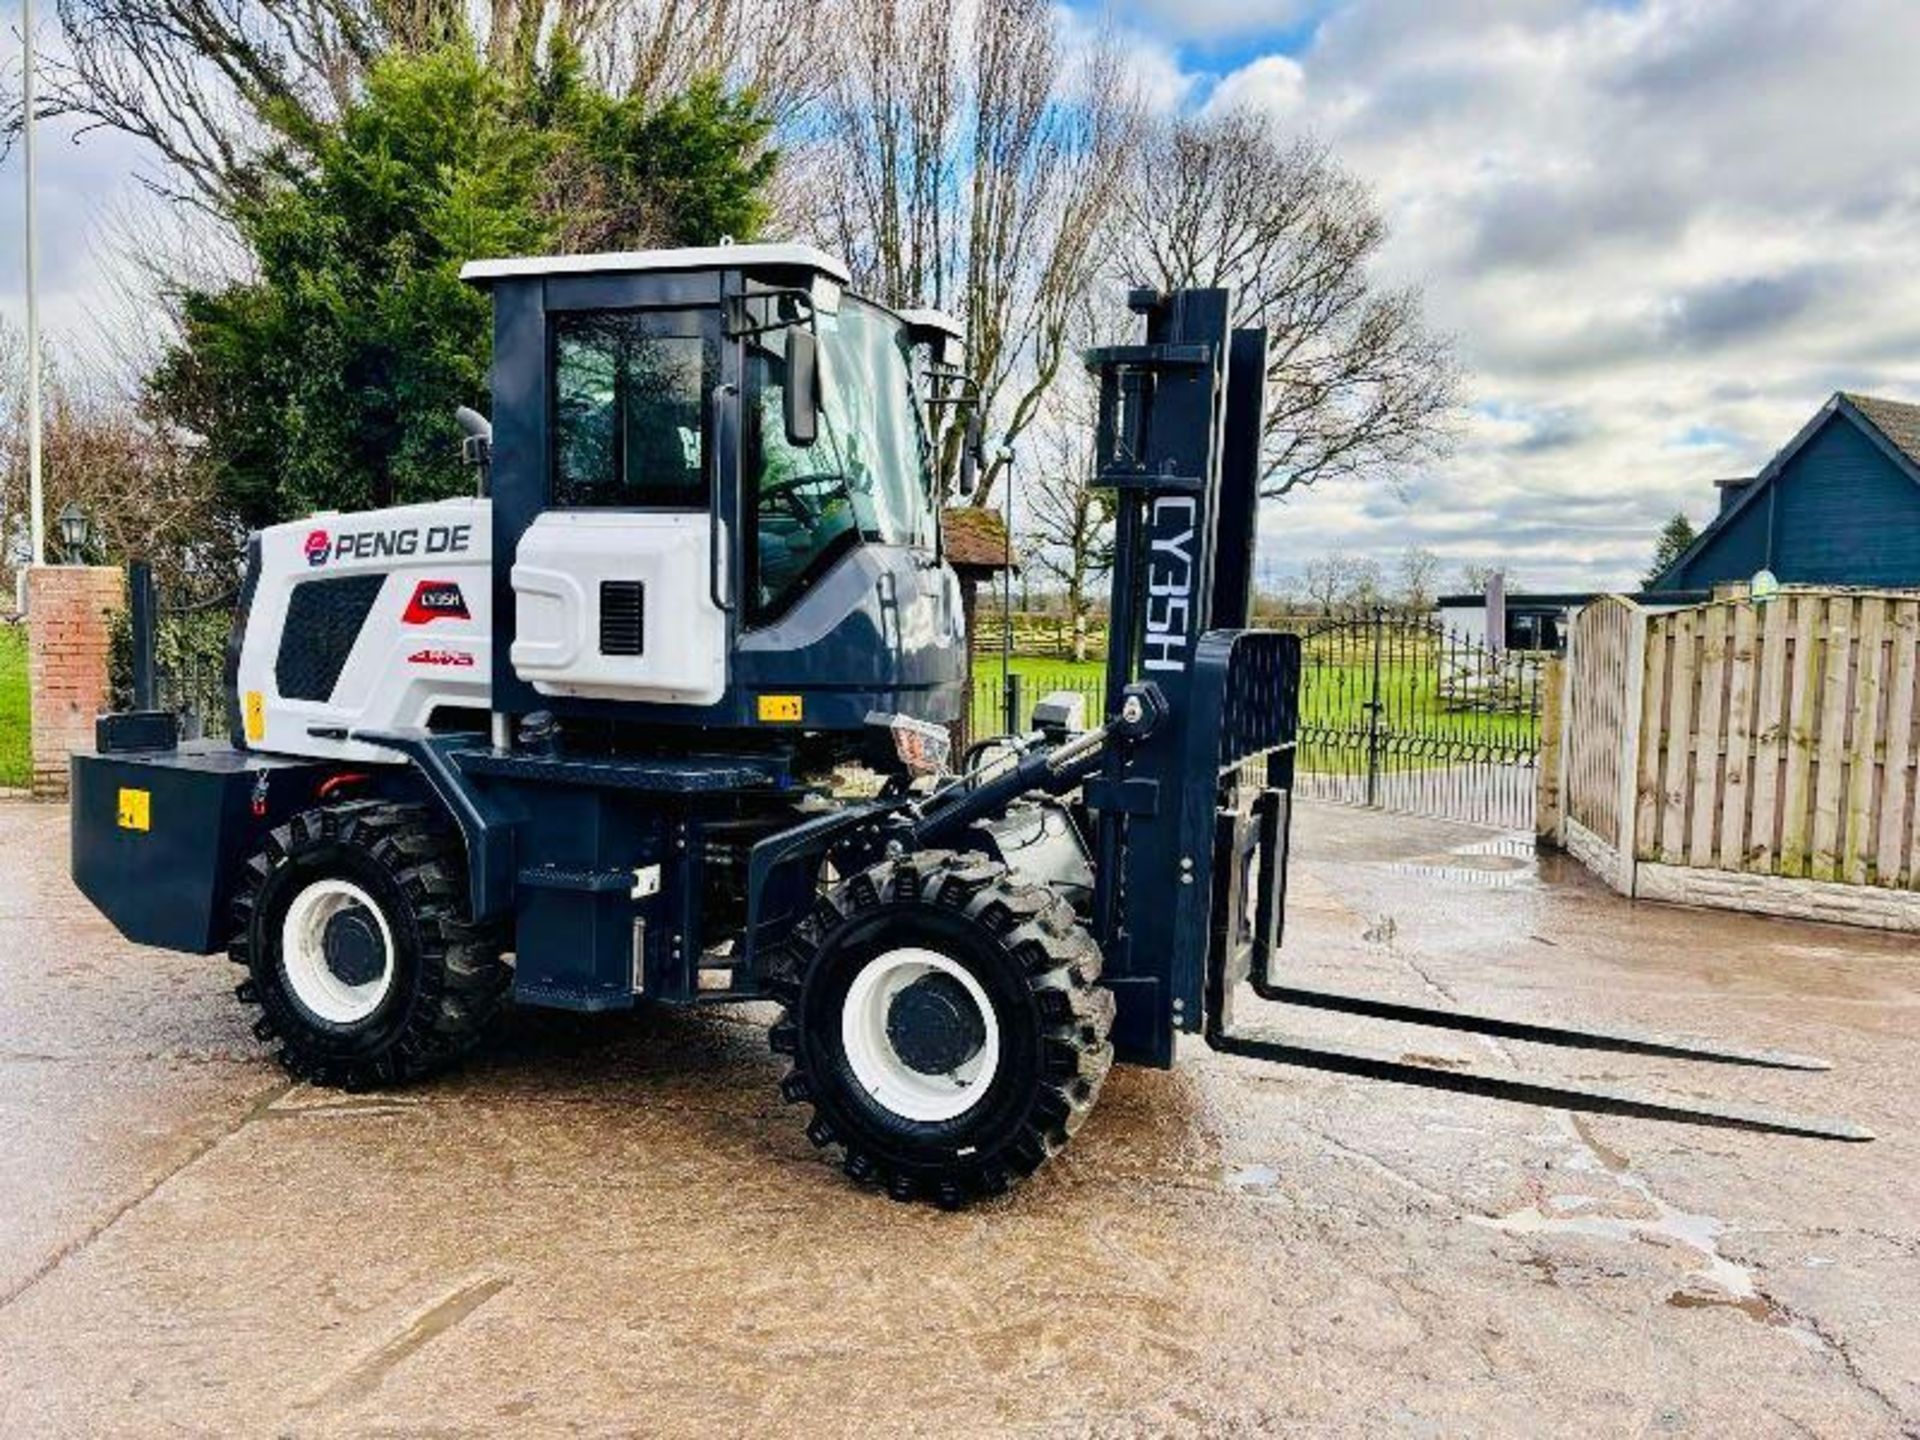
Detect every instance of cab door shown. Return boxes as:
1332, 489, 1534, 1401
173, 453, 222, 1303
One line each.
509, 307, 729, 705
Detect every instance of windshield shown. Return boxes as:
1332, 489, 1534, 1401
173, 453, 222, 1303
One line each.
745, 295, 936, 623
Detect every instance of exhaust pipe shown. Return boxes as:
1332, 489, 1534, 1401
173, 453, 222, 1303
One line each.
456, 406, 492, 497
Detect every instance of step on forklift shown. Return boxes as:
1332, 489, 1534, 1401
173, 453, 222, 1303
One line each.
72, 245, 1869, 1208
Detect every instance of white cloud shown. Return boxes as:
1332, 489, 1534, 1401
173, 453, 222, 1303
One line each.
0, 116, 158, 356
9, 0, 1920, 600
1223, 0, 1920, 593
1204, 55, 1306, 120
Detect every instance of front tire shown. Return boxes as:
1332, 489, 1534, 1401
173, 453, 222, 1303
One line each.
767, 851, 1115, 1208
229, 801, 509, 1089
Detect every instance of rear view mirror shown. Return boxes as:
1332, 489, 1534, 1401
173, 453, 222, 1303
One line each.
784, 327, 819, 447
957, 412, 984, 501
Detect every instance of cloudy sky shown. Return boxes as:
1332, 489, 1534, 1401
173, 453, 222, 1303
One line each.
1092, 0, 1920, 594
5, 0, 1920, 595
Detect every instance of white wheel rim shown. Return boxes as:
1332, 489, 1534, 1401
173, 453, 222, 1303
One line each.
280, 878, 396, 1025
841, 947, 1001, 1123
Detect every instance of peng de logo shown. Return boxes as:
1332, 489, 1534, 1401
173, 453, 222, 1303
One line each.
1142, 495, 1198, 674
305, 523, 475, 570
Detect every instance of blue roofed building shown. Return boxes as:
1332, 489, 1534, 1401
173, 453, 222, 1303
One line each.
1650, 392, 1920, 595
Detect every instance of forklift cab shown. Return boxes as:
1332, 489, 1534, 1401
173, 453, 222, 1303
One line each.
459, 244, 967, 736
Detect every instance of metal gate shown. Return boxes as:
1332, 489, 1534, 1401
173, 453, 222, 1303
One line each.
111, 567, 235, 740
1290, 610, 1543, 830
155, 595, 233, 739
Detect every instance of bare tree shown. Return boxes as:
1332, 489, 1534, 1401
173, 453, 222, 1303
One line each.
575, 0, 829, 123
1301, 552, 1354, 615
804, 0, 1143, 505
1020, 384, 1112, 662
1344, 555, 1383, 609
1457, 563, 1513, 595
1397, 545, 1440, 612
0, 323, 228, 598
23, 0, 823, 214
1299, 551, 1385, 615
1116, 107, 1459, 499
31, 0, 379, 211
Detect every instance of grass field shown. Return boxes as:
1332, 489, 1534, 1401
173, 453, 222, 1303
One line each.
972, 644, 1539, 773
0, 626, 28, 789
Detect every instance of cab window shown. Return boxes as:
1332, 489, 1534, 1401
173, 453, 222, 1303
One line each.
552, 312, 712, 507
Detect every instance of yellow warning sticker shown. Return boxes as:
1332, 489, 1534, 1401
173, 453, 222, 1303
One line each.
757, 694, 803, 723
117, 788, 151, 832
244, 690, 265, 742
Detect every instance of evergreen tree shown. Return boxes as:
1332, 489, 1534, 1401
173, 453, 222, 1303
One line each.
1644, 511, 1698, 589
150, 43, 774, 526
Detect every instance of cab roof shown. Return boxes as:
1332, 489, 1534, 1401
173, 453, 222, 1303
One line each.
897, 308, 964, 341
458, 243, 851, 287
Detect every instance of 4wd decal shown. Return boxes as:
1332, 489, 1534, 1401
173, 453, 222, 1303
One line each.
407, 648, 475, 668
303, 522, 474, 568
403, 580, 471, 624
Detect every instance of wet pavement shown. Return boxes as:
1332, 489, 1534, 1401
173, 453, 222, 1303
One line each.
1, 798, 1915, 1437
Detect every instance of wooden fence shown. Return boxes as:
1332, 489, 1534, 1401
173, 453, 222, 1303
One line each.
1558, 590, 1920, 916
1562, 596, 1641, 885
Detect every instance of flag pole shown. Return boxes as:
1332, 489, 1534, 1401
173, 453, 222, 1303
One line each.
22, 0, 45, 566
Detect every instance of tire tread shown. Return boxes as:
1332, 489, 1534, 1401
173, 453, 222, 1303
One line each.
768, 849, 1114, 1209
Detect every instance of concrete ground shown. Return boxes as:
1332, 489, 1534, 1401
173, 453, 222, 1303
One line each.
1, 799, 1915, 1438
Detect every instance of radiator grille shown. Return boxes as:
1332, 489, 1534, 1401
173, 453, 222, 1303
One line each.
276, 574, 387, 702
599, 581, 645, 656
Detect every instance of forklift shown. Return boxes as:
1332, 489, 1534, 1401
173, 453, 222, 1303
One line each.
71, 244, 1869, 1208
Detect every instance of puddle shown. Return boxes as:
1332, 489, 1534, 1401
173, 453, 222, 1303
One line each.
1222, 1163, 1281, 1194
1569, 1114, 1629, 1173
1471, 1117, 1824, 1348
1387, 837, 1540, 890
1666, 1289, 1787, 1325
307, 1274, 511, 1408
1398, 1052, 1469, 1070
262, 1096, 424, 1121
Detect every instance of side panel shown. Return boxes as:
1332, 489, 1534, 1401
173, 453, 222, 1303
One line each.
511, 511, 727, 704
235, 498, 493, 764
1772, 416, 1920, 586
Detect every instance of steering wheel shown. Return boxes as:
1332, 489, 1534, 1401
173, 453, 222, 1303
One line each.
759, 472, 844, 523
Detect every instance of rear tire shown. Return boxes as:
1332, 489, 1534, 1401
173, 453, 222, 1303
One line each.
766, 851, 1114, 1208
229, 801, 509, 1089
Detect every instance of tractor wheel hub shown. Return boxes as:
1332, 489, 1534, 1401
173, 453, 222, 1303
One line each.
321, 906, 386, 988
886, 972, 988, 1076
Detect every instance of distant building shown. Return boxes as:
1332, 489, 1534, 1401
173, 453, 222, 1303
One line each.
1436, 592, 1595, 655
940, 506, 1016, 747
1651, 392, 1920, 594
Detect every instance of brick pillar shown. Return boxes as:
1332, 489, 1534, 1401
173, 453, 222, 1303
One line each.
27, 565, 124, 799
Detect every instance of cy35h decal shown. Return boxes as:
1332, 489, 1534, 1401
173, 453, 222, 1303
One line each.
403, 580, 471, 624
